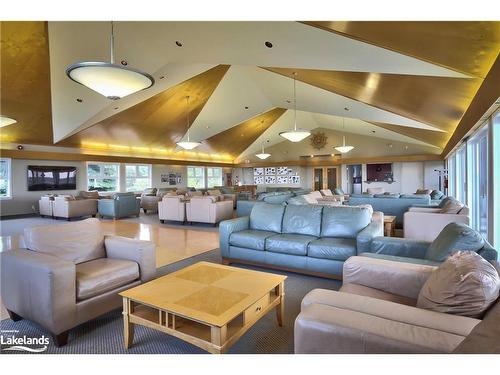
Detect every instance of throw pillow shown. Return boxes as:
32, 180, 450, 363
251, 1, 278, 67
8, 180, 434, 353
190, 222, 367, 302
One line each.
440, 198, 464, 214
416, 188, 432, 195
425, 222, 485, 262
417, 251, 500, 318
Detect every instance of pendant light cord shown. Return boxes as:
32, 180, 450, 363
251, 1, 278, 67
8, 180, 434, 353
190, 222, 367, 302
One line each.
261, 120, 265, 153
293, 73, 297, 131
186, 96, 190, 142
110, 21, 115, 64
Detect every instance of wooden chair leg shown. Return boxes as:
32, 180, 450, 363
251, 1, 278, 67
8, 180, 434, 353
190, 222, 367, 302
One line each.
7, 309, 22, 322
53, 331, 69, 347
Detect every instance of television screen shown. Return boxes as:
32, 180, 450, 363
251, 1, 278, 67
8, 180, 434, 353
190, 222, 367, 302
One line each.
366, 163, 393, 182
27, 165, 77, 191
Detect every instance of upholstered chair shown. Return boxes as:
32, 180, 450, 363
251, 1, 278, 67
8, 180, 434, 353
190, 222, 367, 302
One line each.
207, 188, 236, 208
0, 218, 156, 346
39, 195, 55, 217
367, 187, 385, 195
320, 189, 345, 202
158, 195, 186, 223
186, 196, 233, 225
303, 191, 342, 206
52, 196, 98, 220
78, 190, 100, 200
140, 187, 162, 213
187, 190, 203, 197
98, 192, 141, 219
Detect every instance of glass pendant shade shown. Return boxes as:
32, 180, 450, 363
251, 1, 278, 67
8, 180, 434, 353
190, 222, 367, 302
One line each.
66, 21, 154, 100
279, 129, 311, 142
0, 116, 17, 128
255, 152, 271, 160
334, 135, 354, 153
67, 62, 154, 100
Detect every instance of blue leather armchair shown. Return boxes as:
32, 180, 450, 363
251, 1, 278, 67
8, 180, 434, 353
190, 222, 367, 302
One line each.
98, 192, 141, 219
220, 203, 383, 278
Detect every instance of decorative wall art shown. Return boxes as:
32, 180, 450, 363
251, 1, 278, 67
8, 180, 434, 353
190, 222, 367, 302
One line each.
253, 166, 301, 185
254, 175, 264, 184
290, 176, 301, 184
277, 176, 289, 184
254, 168, 264, 176
310, 131, 328, 150
265, 175, 276, 184
265, 167, 276, 175
277, 166, 288, 175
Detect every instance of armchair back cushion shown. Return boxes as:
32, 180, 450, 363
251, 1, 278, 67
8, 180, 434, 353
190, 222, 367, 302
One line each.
425, 222, 485, 262
79, 191, 100, 199
142, 188, 157, 196
249, 202, 285, 233
321, 206, 371, 239
24, 218, 105, 264
333, 187, 344, 195
417, 252, 500, 318
282, 205, 323, 237
320, 189, 333, 196
367, 187, 385, 195
441, 198, 464, 213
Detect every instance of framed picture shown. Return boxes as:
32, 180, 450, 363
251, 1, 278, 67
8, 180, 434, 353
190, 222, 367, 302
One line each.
253, 168, 264, 176
254, 175, 264, 184
277, 176, 288, 184
265, 175, 276, 184
168, 173, 177, 185
265, 167, 276, 175
291, 176, 301, 184
160, 174, 168, 183
277, 166, 288, 175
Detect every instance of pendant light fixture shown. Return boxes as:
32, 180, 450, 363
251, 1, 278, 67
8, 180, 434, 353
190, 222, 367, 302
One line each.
334, 118, 354, 154
177, 96, 201, 150
0, 116, 17, 128
255, 120, 271, 160
279, 72, 311, 142
66, 21, 154, 100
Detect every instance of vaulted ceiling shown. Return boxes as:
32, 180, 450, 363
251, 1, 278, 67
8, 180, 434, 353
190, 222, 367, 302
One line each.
1, 21, 499, 163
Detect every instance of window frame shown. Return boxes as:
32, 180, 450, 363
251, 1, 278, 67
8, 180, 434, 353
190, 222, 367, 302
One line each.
206, 167, 223, 188
86, 162, 120, 192
0, 157, 12, 200
187, 166, 206, 189
125, 164, 152, 192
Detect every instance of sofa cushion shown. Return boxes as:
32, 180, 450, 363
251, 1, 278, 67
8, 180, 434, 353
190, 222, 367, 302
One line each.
80, 191, 100, 199
207, 189, 222, 196
321, 206, 371, 239
249, 202, 285, 233
425, 222, 485, 262
417, 252, 500, 318
308, 238, 356, 261
266, 234, 317, 256
76, 258, 139, 301
24, 218, 106, 264
440, 198, 464, 214
282, 205, 323, 237
374, 193, 400, 198
229, 229, 275, 251
333, 187, 344, 195
142, 188, 157, 196
416, 189, 432, 195
286, 195, 309, 205
430, 190, 445, 200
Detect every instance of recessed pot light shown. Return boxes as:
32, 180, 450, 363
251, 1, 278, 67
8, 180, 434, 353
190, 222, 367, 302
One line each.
121, 60, 128, 66
76, 98, 83, 103
265, 41, 273, 48
175, 41, 183, 47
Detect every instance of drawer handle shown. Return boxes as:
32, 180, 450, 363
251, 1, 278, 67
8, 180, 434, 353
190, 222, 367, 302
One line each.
255, 306, 262, 312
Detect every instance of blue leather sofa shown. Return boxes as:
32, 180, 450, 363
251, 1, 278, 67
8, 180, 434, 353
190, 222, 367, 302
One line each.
220, 203, 383, 278
236, 191, 295, 217
347, 194, 430, 227
98, 192, 141, 219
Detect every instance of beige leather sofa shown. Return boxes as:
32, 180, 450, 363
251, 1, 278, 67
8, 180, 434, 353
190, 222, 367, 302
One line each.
52, 196, 98, 220
303, 191, 342, 206
186, 196, 233, 225
78, 190, 101, 199
320, 189, 345, 202
404, 205, 470, 242
158, 195, 186, 223
367, 187, 385, 195
207, 189, 236, 208
295, 255, 493, 353
0, 218, 156, 346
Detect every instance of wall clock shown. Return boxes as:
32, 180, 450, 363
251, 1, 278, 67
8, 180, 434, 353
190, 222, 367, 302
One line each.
310, 132, 328, 150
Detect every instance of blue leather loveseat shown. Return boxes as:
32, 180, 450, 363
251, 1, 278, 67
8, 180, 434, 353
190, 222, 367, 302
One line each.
220, 202, 383, 278
347, 193, 431, 227
98, 192, 141, 219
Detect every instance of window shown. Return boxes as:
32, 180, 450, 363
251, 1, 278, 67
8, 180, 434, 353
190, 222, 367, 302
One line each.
493, 110, 500, 248
187, 166, 205, 189
207, 167, 222, 188
87, 163, 119, 192
125, 164, 152, 192
0, 158, 12, 198
448, 144, 467, 203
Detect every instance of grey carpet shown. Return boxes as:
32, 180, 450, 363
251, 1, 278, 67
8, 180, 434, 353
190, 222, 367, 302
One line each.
0, 249, 341, 354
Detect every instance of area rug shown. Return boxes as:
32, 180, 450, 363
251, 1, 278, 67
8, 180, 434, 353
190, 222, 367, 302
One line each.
0, 249, 341, 354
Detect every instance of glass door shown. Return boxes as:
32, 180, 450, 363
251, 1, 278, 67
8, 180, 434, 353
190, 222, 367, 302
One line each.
313, 167, 339, 191
313, 168, 323, 191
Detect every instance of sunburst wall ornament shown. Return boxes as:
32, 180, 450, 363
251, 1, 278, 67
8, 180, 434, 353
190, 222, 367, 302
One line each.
310, 131, 328, 150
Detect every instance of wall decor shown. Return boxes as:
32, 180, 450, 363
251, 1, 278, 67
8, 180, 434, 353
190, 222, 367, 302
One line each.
277, 166, 288, 175
160, 174, 168, 183
254, 168, 264, 176
265, 175, 276, 184
290, 176, 301, 184
310, 131, 328, 150
277, 176, 288, 184
265, 167, 276, 175
254, 175, 264, 184
168, 173, 177, 185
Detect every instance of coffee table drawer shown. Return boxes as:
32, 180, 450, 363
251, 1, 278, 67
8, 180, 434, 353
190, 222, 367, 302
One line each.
244, 293, 270, 323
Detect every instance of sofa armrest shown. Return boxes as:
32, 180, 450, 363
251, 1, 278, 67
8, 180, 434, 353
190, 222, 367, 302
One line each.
343, 256, 437, 299
356, 218, 384, 254
295, 292, 479, 353
219, 216, 250, 258
404, 211, 470, 242
408, 207, 442, 213
105, 236, 156, 282
98, 199, 116, 217
369, 236, 430, 258
0, 249, 76, 334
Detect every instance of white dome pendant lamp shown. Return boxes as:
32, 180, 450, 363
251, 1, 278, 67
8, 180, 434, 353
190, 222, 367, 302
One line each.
66, 21, 154, 100
176, 96, 201, 150
279, 72, 311, 142
255, 120, 271, 160
334, 118, 354, 154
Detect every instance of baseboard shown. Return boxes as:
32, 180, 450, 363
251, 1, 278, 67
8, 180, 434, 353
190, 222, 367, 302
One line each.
0, 213, 39, 220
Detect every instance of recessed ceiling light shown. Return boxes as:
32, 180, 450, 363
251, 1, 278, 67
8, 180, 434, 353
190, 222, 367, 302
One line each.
265, 41, 273, 48
159, 76, 165, 80
244, 106, 249, 110
344, 107, 349, 111
372, 130, 376, 133
175, 41, 183, 47
120, 60, 128, 66
76, 98, 83, 103
206, 125, 210, 129
310, 154, 314, 158
114, 107, 119, 110
285, 100, 291, 104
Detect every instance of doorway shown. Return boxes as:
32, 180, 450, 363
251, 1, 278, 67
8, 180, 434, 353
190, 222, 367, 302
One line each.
313, 167, 340, 191
346, 164, 362, 194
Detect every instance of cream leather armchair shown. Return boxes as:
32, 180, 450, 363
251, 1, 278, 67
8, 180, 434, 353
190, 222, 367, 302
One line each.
186, 196, 233, 225
320, 189, 345, 203
39, 195, 55, 217
295, 256, 482, 353
303, 191, 342, 206
207, 189, 236, 208
52, 196, 98, 220
404, 206, 470, 242
158, 195, 186, 223
1, 218, 156, 347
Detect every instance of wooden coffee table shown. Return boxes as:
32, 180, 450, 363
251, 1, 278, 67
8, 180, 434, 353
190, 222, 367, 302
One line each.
384, 215, 397, 237
120, 262, 286, 354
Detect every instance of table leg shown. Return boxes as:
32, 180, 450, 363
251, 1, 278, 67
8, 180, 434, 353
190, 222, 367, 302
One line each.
275, 282, 284, 327
123, 298, 134, 349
